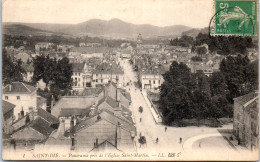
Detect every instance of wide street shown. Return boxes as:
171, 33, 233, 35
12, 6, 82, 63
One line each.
119, 58, 248, 159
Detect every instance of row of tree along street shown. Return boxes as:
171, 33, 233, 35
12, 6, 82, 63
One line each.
159, 55, 258, 124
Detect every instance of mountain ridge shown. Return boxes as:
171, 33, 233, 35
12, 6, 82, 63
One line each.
3, 18, 200, 39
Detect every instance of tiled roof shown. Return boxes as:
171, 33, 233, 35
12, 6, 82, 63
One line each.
121, 49, 131, 54
98, 96, 119, 108
44, 135, 71, 146
121, 90, 131, 102
37, 96, 47, 108
60, 108, 91, 117
72, 63, 85, 72
52, 96, 96, 117
3, 82, 37, 94
53, 96, 96, 109
37, 108, 59, 125
106, 96, 119, 108
90, 140, 121, 153
21, 63, 34, 72
191, 64, 213, 73
2, 100, 16, 115
79, 87, 104, 96
70, 47, 108, 54
36, 42, 51, 45
29, 118, 54, 137
92, 62, 124, 74
142, 64, 167, 75
76, 110, 135, 133
234, 92, 259, 107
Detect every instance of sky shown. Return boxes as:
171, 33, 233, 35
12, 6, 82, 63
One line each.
3, 0, 213, 28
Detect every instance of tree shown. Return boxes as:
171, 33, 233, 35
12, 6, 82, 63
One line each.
170, 35, 194, 47
51, 57, 72, 99
209, 72, 227, 97
219, 55, 254, 101
196, 46, 207, 57
2, 49, 25, 85
194, 33, 253, 55
194, 71, 211, 96
43, 55, 54, 86
191, 56, 202, 62
32, 55, 46, 84
32, 55, 72, 100
160, 61, 196, 123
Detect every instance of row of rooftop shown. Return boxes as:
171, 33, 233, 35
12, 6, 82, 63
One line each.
2, 81, 136, 152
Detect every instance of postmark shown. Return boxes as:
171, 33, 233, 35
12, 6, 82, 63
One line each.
211, 0, 258, 36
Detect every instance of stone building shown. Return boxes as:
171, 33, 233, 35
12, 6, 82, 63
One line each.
233, 91, 259, 151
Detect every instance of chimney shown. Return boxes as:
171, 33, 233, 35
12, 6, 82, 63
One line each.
57, 118, 65, 135
51, 95, 54, 110
116, 122, 121, 149
116, 88, 120, 102
9, 85, 12, 91
97, 113, 101, 121
95, 138, 98, 147
70, 116, 75, 134
21, 107, 24, 117
25, 115, 30, 125
71, 136, 75, 150
18, 113, 21, 119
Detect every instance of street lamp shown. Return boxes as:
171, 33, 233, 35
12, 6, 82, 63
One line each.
110, 63, 112, 82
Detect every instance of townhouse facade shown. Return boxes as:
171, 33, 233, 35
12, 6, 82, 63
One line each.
2, 82, 37, 121
71, 63, 92, 89
233, 92, 259, 151
140, 64, 166, 89
92, 62, 124, 87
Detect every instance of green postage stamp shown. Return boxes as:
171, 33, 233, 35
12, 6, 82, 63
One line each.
212, 0, 258, 36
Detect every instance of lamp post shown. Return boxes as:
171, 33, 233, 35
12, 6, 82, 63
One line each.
110, 63, 112, 82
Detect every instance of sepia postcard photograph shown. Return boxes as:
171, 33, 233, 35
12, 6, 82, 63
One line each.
1, 0, 259, 161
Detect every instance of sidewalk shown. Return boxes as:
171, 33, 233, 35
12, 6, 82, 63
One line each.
223, 134, 251, 153
141, 90, 162, 123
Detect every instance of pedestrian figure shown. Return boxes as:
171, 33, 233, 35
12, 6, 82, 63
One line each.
165, 126, 167, 132
179, 137, 182, 143
156, 137, 159, 143
199, 142, 201, 148
140, 117, 142, 122
129, 88, 130, 91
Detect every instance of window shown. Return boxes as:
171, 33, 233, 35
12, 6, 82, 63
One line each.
75, 78, 77, 80
101, 79, 103, 83
96, 74, 98, 77
153, 80, 155, 84
78, 78, 80, 81
159, 80, 160, 84
17, 96, 20, 100
149, 80, 151, 84
78, 73, 80, 76
96, 79, 98, 82
5, 96, 8, 100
